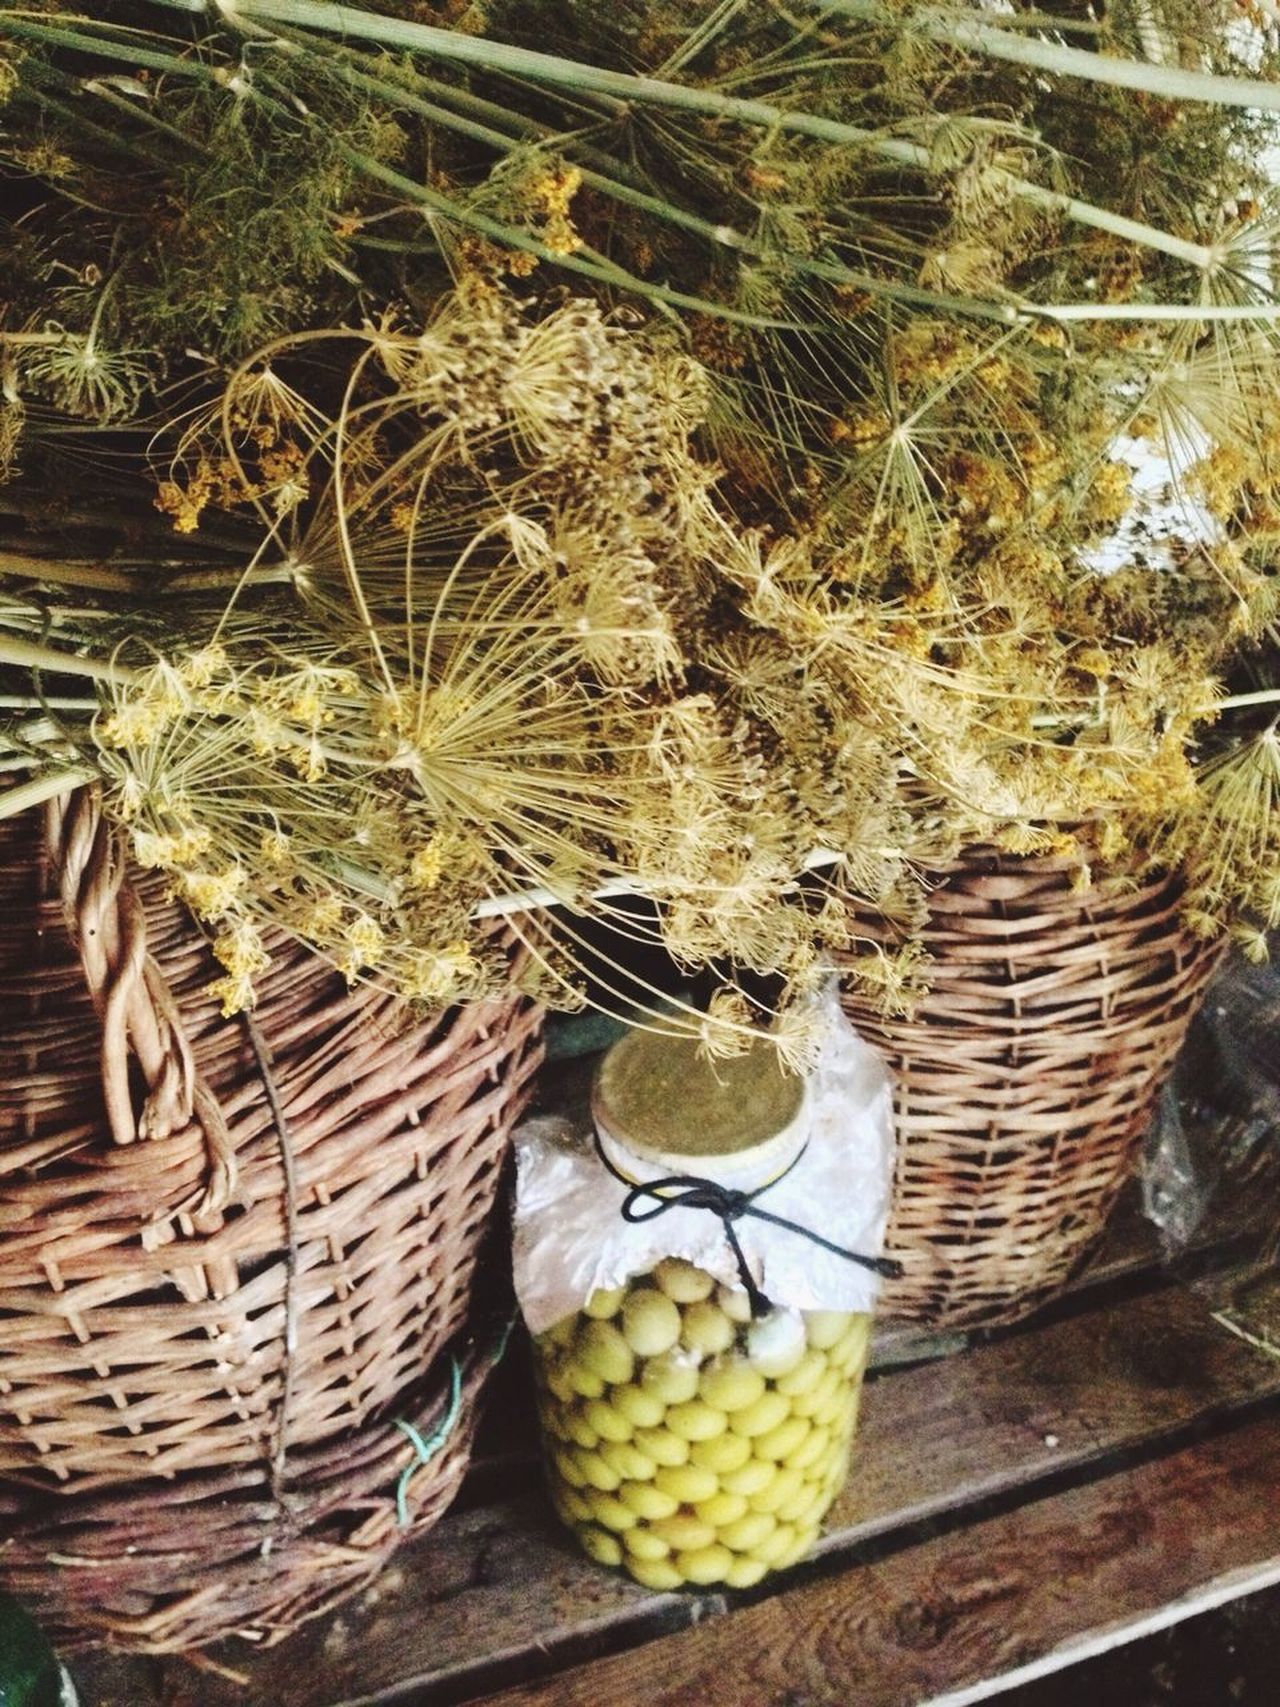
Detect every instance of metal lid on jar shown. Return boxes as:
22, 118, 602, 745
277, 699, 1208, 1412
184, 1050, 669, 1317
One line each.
591, 1027, 809, 1187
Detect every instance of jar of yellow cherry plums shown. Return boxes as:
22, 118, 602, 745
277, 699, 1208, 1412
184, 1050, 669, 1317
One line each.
514, 1019, 897, 1592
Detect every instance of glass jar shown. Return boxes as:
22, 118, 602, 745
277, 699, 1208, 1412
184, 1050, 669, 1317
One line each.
530, 1029, 872, 1590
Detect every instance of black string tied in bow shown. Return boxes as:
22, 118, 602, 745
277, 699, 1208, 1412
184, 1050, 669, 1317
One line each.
592, 1131, 903, 1320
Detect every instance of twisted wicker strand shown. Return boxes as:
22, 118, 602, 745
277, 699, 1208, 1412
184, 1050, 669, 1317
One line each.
44, 787, 237, 1218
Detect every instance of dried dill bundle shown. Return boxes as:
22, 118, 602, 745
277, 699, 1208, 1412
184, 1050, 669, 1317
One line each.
1, 286, 853, 1059
4, 1, 1280, 1039
5, 2, 1278, 481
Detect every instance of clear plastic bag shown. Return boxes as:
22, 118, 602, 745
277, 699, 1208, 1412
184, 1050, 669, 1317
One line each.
1144, 951, 1280, 1251
1143, 1078, 1212, 1252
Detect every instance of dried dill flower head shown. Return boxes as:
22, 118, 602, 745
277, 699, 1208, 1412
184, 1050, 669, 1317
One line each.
5, 237, 1279, 1046
1159, 725, 1280, 946
0, 16, 443, 479
76, 286, 824, 1053
8, 0, 1276, 529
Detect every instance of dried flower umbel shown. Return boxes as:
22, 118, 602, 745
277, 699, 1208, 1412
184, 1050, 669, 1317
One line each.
40, 287, 828, 1056
4, 1, 1279, 508
1, 277, 1276, 1053
4, 3, 1280, 1045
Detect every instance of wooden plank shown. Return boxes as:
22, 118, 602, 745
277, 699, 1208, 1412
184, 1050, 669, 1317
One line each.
924, 1555, 1280, 1707
815, 1278, 1280, 1553
479, 1410, 1280, 1707
74, 1277, 1280, 1706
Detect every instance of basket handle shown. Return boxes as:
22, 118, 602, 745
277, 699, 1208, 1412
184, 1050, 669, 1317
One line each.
45, 787, 238, 1228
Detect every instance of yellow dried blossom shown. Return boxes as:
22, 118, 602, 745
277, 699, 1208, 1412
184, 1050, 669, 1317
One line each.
115, 774, 146, 820
692, 987, 756, 1061
208, 971, 256, 1018
1183, 908, 1226, 941
528, 163, 584, 256
258, 829, 293, 868
99, 701, 169, 749
847, 941, 930, 1017
286, 739, 327, 782
153, 459, 217, 533
212, 918, 271, 980
1069, 862, 1093, 895
179, 865, 247, 921
1192, 444, 1253, 520
1083, 462, 1132, 528
338, 914, 386, 980
259, 441, 309, 516
904, 579, 949, 615
771, 1004, 826, 1078
1044, 830, 1081, 861
286, 686, 326, 727
1231, 924, 1270, 965
44, 277, 1270, 1054
1096, 819, 1130, 864
399, 940, 477, 1005
178, 643, 229, 688
445, 939, 478, 976
1074, 648, 1112, 680
131, 826, 213, 869
408, 843, 444, 890
295, 894, 344, 937
11, 142, 76, 178
995, 822, 1056, 856
502, 247, 540, 277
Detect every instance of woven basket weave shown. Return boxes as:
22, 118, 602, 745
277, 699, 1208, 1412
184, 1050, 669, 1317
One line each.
0, 791, 543, 1651
842, 846, 1221, 1329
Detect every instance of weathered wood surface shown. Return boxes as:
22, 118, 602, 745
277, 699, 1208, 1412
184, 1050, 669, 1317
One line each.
74, 1275, 1280, 1707
480, 1412, 1280, 1707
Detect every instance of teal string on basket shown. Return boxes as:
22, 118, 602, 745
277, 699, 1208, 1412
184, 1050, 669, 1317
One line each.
393, 1357, 462, 1529
391, 1320, 516, 1528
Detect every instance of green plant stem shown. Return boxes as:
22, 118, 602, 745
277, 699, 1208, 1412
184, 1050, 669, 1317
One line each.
1216, 688, 1280, 712
0, 552, 138, 593
322, 50, 1026, 326
17, 80, 170, 172
0, 550, 301, 595
0, 14, 222, 84
329, 140, 803, 328
18, 7, 1271, 324
333, 55, 718, 244
0, 694, 99, 710
934, 7, 1103, 31
165, 560, 303, 591
0, 332, 76, 347
406, 71, 655, 191
145, 0, 1217, 270
0, 766, 99, 818
816, 0, 1280, 115
80, 75, 210, 154
0, 636, 137, 685
1041, 301, 1280, 322
246, 22, 1280, 328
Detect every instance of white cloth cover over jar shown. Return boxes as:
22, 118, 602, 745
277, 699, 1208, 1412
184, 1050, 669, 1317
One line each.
513, 989, 896, 1334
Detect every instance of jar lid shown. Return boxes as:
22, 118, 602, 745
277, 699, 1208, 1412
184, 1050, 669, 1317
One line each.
591, 1027, 808, 1186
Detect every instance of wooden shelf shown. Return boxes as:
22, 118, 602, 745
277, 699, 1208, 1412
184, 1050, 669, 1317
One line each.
72, 1190, 1280, 1707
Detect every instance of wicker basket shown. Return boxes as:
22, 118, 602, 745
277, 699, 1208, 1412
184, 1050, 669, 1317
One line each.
842, 846, 1221, 1329
0, 791, 543, 1651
